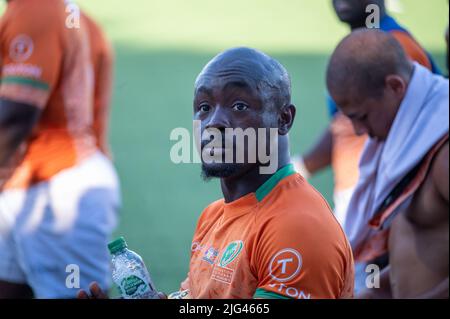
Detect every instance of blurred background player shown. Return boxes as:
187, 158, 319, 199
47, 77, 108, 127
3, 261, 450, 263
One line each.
293, 0, 440, 227
83, 11, 114, 158
0, 0, 120, 298
327, 30, 448, 298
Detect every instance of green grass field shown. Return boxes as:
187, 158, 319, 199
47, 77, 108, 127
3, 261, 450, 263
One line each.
2, 0, 448, 294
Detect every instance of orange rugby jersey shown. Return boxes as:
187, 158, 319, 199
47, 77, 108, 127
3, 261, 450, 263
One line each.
331, 30, 435, 193
0, 0, 96, 190
181, 164, 355, 299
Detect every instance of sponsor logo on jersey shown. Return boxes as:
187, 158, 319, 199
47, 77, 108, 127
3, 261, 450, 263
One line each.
211, 240, 244, 285
269, 248, 302, 282
202, 247, 219, 265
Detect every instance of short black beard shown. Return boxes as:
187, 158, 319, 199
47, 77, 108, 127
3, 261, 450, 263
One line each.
201, 163, 244, 181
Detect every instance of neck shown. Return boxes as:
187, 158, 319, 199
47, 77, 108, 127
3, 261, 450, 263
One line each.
349, 11, 387, 31
349, 21, 366, 31
220, 139, 291, 203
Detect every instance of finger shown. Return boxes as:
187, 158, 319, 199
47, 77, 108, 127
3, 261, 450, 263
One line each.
77, 290, 90, 299
89, 282, 107, 299
158, 292, 167, 299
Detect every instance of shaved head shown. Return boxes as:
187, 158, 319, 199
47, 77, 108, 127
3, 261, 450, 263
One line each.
326, 29, 414, 140
195, 47, 292, 111
327, 29, 413, 99
193, 47, 296, 180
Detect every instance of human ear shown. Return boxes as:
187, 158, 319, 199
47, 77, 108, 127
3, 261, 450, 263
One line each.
278, 104, 296, 135
385, 75, 407, 98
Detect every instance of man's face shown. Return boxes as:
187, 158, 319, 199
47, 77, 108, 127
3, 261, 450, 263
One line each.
331, 87, 399, 141
332, 0, 371, 24
194, 72, 276, 179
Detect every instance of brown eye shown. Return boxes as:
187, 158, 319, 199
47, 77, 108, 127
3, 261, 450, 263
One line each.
358, 114, 367, 121
199, 104, 211, 112
233, 103, 248, 111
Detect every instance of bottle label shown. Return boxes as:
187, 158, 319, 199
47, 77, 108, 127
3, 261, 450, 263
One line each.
168, 289, 190, 299
120, 275, 151, 297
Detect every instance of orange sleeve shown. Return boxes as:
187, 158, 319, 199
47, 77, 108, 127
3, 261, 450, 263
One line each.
252, 213, 353, 299
390, 30, 432, 71
0, 1, 63, 109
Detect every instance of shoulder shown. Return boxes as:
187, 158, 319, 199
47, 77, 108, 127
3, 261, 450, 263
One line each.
82, 11, 112, 55
250, 176, 354, 298
194, 198, 224, 233
4, 0, 65, 28
255, 174, 347, 252
201, 198, 225, 215
1, 0, 66, 48
261, 174, 333, 222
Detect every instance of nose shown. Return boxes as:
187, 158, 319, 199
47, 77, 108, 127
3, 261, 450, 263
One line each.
205, 106, 229, 131
352, 120, 369, 136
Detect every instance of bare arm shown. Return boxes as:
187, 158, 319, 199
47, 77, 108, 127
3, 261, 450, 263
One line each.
357, 265, 392, 299
416, 277, 449, 299
433, 142, 449, 203
413, 142, 449, 299
302, 125, 333, 174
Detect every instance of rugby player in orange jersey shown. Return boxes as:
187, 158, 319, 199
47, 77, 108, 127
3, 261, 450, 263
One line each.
0, 0, 120, 298
79, 47, 354, 299
0, 8, 114, 185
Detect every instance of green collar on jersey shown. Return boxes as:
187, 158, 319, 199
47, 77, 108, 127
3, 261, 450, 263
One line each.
253, 288, 292, 299
255, 163, 296, 202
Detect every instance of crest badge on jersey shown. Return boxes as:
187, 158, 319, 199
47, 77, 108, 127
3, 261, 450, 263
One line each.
211, 240, 244, 285
9, 34, 34, 63
219, 240, 243, 267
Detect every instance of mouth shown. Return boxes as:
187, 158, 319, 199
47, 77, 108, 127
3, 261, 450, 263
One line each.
202, 146, 231, 157
201, 136, 233, 155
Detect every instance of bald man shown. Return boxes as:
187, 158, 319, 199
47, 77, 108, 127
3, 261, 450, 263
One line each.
295, 0, 440, 228
327, 30, 449, 299
78, 47, 354, 299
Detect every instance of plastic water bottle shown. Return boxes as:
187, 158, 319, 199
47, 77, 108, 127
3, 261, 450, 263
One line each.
108, 237, 159, 299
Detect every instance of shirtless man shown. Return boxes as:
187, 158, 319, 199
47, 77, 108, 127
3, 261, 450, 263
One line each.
326, 29, 449, 298
294, 0, 440, 229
